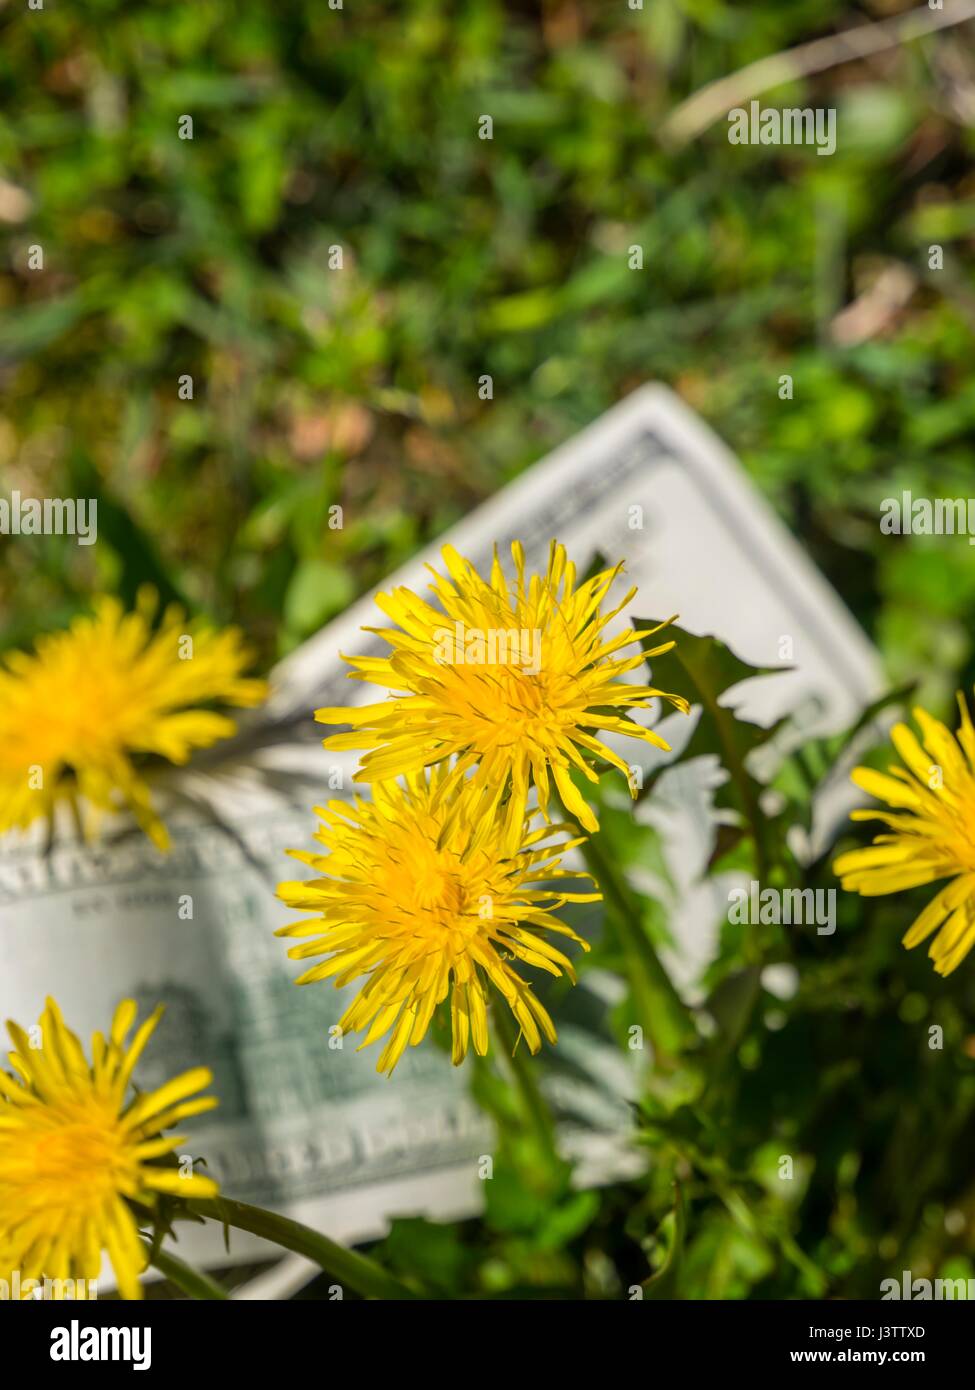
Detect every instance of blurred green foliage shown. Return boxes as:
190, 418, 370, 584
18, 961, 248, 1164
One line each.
4, 0, 975, 1300
2, 0, 974, 692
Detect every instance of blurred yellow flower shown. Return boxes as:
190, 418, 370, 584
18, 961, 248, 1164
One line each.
317, 540, 687, 834
0, 590, 266, 850
0, 997, 218, 1300
276, 768, 599, 1073
834, 695, 975, 975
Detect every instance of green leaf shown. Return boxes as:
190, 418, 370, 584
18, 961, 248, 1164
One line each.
642, 1182, 686, 1299
284, 559, 355, 636
773, 680, 914, 833
704, 966, 762, 1062
830, 680, 915, 762
375, 1218, 471, 1295
636, 619, 792, 878
578, 831, 697, 1060
535, 1190, 600, 1251
66, 451, 188, 613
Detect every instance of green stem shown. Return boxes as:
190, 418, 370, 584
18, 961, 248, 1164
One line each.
579, 830, 696, 1062
145, 1242, 227, 1300
492, 1001, 561, 1171
186, 1196, 418, 1300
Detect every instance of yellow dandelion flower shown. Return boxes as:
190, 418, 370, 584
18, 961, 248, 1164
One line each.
317, 540, 688, 834
0, 590, 266, 850
834, 693, 975, 976
276, 768, 600, 1073
0, 997, 218, 1300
